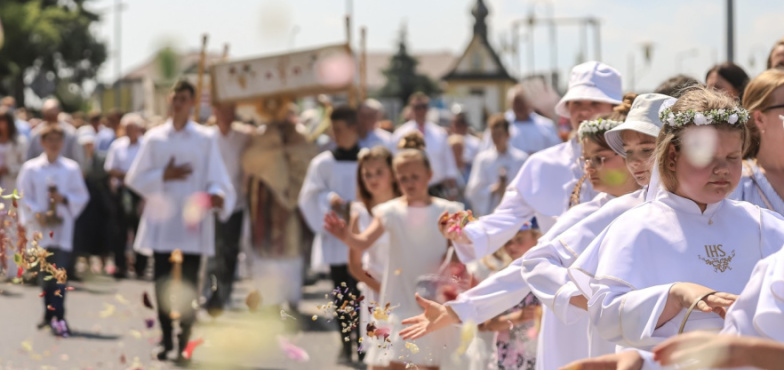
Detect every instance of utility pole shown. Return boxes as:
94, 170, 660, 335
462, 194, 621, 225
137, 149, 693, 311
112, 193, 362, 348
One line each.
113, 0, 125, 109
726, 0, 734, 63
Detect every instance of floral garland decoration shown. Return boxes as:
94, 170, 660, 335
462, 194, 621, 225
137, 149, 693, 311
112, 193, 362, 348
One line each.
658, 107, 750, 128
577, 118, 624, 140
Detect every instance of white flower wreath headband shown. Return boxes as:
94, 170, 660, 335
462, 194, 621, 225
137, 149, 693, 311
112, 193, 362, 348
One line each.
658, 107, 750, 128
577, 118, 624, 140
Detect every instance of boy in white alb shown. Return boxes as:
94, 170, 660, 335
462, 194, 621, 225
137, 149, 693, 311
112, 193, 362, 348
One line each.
125, 80, 235, 363
465, 114, 528, 217
18, 124, 89, 337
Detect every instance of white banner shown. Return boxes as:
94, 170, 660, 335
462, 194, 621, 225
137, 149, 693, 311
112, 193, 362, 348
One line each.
211, 44, 355, 103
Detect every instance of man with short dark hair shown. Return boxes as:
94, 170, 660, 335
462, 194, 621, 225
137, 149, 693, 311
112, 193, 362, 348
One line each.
299, 105, 362, 363
125, 79, 235, 364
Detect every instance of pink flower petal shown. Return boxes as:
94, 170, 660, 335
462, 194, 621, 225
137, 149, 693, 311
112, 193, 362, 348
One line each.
278, 336, 310, 362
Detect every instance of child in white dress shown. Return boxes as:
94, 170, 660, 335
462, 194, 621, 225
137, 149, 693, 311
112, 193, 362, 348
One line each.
325, 149, 464, 370
348, 146, 400, 370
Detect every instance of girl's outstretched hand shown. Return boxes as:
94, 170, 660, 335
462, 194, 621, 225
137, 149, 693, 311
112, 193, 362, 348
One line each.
323, 211, 348, 241
399, 293, 460, 340
437, 211, 474, 245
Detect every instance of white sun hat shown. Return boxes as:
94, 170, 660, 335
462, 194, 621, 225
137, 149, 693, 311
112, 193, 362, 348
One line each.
555, 61, 624, 118
604, 93, 675, 156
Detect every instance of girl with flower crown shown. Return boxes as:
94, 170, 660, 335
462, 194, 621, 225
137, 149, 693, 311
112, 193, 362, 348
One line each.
347, 146, 400, 370
569, 88, 784, 356
400, 93, 676, 369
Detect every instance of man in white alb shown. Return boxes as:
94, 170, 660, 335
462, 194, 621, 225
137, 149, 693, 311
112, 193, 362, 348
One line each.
125, 80, 235, 364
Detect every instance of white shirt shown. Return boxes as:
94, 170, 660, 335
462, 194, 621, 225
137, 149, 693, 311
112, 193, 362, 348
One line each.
359, 128, 393, 150
125, 120, 236, 257
104, 136, 143, 175
211, 124, 250, 213
480, 111, 561, 155
17, 154, 89, 252
392, 121, 459, 185
572, 191, 784, 351
464, 146, 528, 216
95, 125, 116, 153
454, 138, 596, 262
298, 150, 357, 266
730, 159, 784, 215
461, 134, 481, 164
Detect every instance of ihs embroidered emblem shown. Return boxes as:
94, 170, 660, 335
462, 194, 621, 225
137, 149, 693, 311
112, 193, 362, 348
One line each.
698, 244, 735, 273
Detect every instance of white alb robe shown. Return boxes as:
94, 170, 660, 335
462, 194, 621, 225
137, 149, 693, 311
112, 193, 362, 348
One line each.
125, 120, 236, 257
571, 191, 784, 351
465, 146, 528, 216
298, 150, 357, 267
454, 138, 596, 262
635, 246, 784, 370
17, 154, 89, 252
722, 245, 784, 341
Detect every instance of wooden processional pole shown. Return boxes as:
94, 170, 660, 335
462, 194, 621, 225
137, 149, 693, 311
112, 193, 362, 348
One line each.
193, 34, 209, 122
360, 26, 367, 102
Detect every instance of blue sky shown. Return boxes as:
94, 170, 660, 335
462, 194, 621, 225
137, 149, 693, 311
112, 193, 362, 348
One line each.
87, 0, 784, 92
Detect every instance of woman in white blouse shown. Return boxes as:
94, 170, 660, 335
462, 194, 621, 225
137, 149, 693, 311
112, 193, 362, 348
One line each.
0, 106, 28, 279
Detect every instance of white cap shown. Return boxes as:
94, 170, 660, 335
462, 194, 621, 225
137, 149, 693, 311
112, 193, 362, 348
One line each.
555, 61, 623, 118
604, 93, 674, 156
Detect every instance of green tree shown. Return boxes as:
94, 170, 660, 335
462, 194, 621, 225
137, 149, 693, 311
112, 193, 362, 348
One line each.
377, 26, 440, 106
0, 0, 107, 111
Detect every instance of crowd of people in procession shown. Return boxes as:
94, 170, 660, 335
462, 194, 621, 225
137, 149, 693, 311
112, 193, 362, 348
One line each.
1, 35, 784, 369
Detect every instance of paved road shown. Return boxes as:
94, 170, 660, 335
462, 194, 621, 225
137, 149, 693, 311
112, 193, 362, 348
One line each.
0, 273, 363, 370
